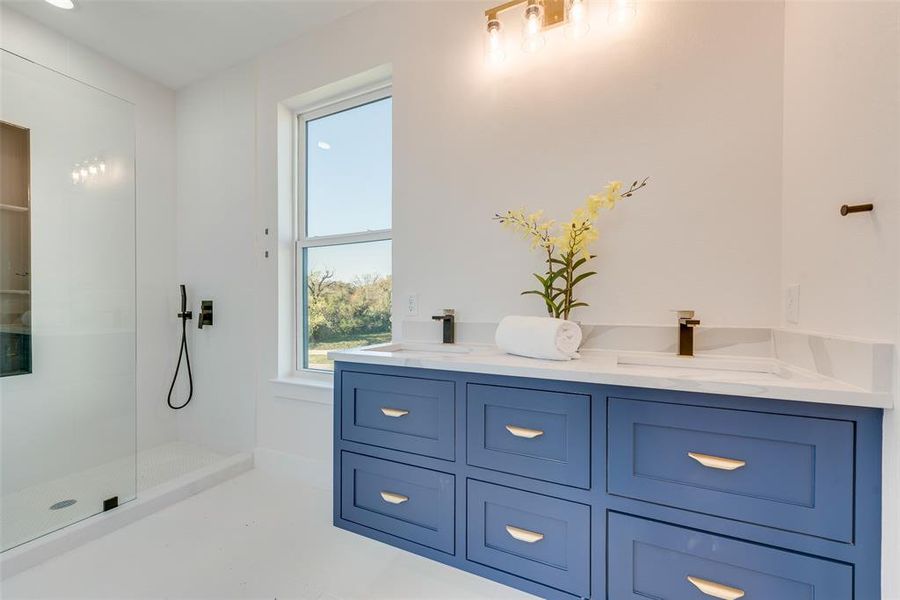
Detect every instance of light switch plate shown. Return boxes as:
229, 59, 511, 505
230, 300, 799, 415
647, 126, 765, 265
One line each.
786, 284, 800, 324
406, 294, 419, 317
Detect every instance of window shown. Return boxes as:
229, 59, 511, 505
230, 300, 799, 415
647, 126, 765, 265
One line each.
297, 89, 392, 371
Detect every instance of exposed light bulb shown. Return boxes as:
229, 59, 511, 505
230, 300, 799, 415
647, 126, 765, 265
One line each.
485, 18, 505, 66
45, 0, 74, 8
565, 0, 590, 39
80, 167, 88, 178
72, 170, 80, 184
98, 162, 106, 173
89, 164, 98, 176
609, 0, 636, 26
522, 2, 545, 53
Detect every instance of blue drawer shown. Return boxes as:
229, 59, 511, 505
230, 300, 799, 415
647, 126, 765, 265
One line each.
608, 397, 855, 542
466, 480, 590, 597
340, 452, 455, 554
467, 384, 590, 488
341, 371, 455, 460
609, 513, 853, 599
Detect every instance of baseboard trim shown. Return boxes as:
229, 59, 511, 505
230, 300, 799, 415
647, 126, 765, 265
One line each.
253, 447, 331, 491
1, 452, 253, 580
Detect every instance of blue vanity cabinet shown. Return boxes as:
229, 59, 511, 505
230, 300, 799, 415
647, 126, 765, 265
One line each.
333, 362, 883, 600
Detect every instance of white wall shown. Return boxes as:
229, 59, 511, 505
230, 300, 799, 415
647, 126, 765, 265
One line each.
174, 62, 258, 453
0, 7, 179, 457
781, 3, 900, 597
781, 1, 899, 341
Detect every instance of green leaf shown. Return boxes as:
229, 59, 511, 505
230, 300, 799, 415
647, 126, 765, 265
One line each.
569, 302, 589, 309
522, 290, 557, 315
571, 271, 597, 286
546, 270, 564, 285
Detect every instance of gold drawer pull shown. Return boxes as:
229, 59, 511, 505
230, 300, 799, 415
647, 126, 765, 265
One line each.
505, 525, 544, 543
505, 424, 544, 439
380, 407, 409, 418
687, 576, 745, 599
688, 452, 746, 471
379, 491, 409, 505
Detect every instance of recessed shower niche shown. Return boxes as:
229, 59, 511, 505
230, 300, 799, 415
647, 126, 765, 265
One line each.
0, 120, 31, 376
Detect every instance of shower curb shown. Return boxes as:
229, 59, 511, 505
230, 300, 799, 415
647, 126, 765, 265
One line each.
0, 452, 253, 580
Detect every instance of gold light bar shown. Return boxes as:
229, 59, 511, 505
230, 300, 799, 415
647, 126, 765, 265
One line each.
485, 0, 568, 30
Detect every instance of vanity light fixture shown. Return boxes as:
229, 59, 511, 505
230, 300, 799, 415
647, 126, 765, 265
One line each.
483, 0, 595, 64
521, 0, 546, 53
45, 0, 75, 9
565, 0, 590, 39
485, 17, 506, 66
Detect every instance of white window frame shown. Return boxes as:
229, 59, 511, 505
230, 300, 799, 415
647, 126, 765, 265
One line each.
294, 85, 393, 373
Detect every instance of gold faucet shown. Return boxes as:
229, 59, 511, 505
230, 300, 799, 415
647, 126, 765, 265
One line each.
676, 310, 700, 356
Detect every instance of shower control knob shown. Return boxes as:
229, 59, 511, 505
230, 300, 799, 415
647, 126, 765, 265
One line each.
198, 300, 213, 329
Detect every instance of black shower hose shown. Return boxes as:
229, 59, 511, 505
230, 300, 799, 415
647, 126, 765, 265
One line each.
166, 311, 193, 410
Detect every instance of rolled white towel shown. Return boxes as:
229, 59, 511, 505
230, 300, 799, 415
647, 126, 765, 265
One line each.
495, 315, 582, 361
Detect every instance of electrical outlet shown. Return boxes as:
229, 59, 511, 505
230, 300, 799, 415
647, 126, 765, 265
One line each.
406, 294, 419, 317
786, 284, 800, 324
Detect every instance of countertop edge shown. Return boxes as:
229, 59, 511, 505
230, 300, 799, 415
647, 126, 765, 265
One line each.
329, 352, 892, 410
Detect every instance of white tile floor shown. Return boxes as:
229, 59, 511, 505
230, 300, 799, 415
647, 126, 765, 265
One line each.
2, 442, 225, 551
1, 469, 535, 599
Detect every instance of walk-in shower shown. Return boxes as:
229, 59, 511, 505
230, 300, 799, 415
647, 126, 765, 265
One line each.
0, 51, 241, 560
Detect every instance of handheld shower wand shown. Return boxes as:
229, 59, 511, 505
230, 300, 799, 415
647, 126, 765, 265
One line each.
167, 284, 194, 410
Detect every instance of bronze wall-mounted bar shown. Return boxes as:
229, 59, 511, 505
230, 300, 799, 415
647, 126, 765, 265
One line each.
840, 203, 874, 216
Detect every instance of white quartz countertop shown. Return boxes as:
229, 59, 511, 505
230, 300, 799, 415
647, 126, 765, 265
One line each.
328, 343, 892, 409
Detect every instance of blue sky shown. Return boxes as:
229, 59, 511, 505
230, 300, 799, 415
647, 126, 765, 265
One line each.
305, 97, 392, 282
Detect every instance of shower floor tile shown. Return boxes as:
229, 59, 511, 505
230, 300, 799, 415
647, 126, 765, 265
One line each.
1, 441, 225, 551
1, 468, 534, 599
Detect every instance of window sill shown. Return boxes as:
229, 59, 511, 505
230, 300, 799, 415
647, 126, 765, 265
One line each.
269, 373, 334, 405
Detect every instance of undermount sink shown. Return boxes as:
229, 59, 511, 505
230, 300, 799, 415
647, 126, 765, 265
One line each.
616, 352, 782, 375
362, 342, 474, 355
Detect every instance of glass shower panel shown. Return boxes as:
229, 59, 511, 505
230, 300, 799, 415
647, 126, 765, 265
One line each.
0, 50, 136, 551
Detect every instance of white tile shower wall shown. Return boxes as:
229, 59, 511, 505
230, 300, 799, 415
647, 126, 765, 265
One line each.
781, 3, 900, 596
0, 8, 178, 473
174, 62, 258, 454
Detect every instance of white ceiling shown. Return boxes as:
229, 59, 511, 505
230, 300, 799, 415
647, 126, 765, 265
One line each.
6, 0, 372, 89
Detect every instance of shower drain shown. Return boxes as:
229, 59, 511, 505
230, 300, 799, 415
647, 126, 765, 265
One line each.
49, 499, 77, 510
